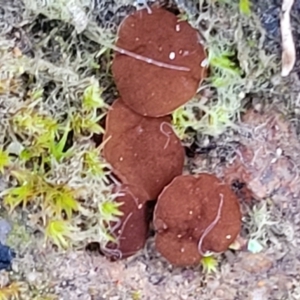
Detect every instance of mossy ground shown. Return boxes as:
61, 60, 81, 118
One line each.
1, 0, 300, 299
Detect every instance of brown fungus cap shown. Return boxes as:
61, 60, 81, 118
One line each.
153, 174, 241, 267
102, 184, 149, 260
103, 99, 184, 200
112, 7, 207, 117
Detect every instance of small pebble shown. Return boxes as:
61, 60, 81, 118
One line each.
26, 271, 39, 283
0, 219, 11, 244
240, 253, 273, 274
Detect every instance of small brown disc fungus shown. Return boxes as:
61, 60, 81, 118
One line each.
112, 7, 207, 117
102, 184, 149, 260
154, 174, 241, 266
103, 99, 184, 200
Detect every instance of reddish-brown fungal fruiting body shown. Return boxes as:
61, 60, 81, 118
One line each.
112, 7, 207, 117
153, 174, 241, 267
102, 184, 149, 260
197, 175, 241, 254
103, 98, 185, 200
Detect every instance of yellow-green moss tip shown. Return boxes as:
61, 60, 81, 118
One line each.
200, 255, 218, 274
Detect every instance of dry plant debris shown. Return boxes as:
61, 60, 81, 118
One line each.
112, 6, 207, 117
280, 0, 296, 76
222, 108, 300, 203
153, 174, 241, 266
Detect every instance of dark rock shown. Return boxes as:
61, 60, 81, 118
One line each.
0, 243, 15, 271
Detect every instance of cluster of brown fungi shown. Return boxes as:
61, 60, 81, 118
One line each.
101, 7, 242, 267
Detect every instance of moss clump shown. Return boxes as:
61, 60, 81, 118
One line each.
0, 149, 10, 174
200, 255, 219, 274
0, 0, 133, 250
246, 201, 278, 250
0, 282, 22, 300
0, 75, 118, 248
172, 0, 278, 140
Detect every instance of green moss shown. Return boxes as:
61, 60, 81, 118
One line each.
174, 0, 278, 139
0, 0, 126, 251
0, 149, 10, 174
200, 255, 219, 274
131, 290, 142, 300
0, 281, 22, 300
246, 201, 278, 248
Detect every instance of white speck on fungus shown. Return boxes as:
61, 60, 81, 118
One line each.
169, 52, 176, 60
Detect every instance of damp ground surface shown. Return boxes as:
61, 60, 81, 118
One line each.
1, 0, 300, 299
